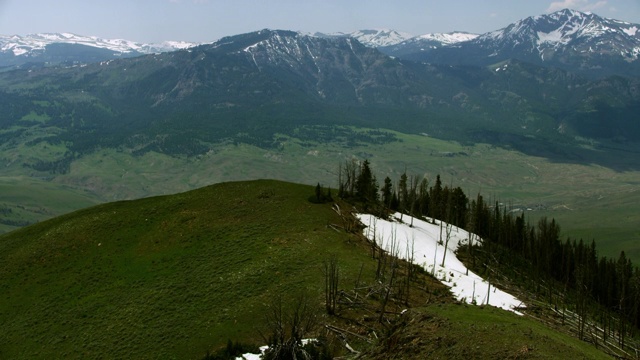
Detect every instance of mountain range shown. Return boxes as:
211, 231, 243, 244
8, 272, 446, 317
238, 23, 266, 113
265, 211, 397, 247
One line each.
4, 9, 639, 80
0, 32, 196, 69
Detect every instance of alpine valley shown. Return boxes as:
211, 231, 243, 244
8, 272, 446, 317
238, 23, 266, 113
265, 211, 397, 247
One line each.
1, 8, 640, 358
2, 9, 639, 248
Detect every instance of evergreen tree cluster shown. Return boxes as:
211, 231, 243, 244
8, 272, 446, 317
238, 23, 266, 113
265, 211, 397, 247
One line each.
475, 200, 640, 342
338, 160, 467, 227
336, 160, 640, 342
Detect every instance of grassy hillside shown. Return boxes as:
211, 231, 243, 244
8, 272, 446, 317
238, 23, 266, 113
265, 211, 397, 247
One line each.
0, 179, 618, 359
0, 180, 381, 358
366, 304, 609, 359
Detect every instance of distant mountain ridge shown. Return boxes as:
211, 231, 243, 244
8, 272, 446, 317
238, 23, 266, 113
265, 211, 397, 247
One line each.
5, 8, 639, 79
0, 32, 197, 69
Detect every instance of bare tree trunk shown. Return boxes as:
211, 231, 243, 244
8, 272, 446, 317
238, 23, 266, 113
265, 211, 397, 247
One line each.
324, 256, 339, 315
441, 223, 453, 267
379, 235, 399, 324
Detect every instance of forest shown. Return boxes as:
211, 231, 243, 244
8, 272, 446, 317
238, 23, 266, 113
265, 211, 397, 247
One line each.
334, 159, 640, 350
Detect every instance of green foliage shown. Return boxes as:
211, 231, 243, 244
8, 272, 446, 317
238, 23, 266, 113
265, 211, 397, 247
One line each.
311, 183, 333, 204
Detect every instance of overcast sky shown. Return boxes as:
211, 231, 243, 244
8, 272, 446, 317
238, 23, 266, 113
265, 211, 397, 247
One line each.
1, 0, 639, 43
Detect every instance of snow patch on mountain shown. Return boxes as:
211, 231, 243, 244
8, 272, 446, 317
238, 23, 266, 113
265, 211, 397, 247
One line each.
348, 29, 413, 47
476, 8, 640, 59
537, 29, 570, 44
623, 26, 638, 37
314, 29, 412, 47
416, 32, 479, 45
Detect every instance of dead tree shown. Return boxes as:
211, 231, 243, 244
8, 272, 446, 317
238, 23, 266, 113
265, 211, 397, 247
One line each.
260, 294, 318, 360
379, 233, 400, 324
324, 255, 339, 315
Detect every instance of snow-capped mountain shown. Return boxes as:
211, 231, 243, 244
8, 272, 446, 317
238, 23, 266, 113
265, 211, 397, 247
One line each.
0, 33, 197, 68
409, 9, 640, 78
0, 33, 196, 56
477, 9, 640, 60
379, 31, 478, 57
314, 29, 412, 47
205, 29, 420, 105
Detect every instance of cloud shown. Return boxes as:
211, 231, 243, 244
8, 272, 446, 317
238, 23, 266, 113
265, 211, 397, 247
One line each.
547, 0, 608, 12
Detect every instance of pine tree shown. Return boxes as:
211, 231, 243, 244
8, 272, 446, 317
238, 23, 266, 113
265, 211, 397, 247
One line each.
398, 172, 408, 219
429, 175, 442, 219
382, 176, 393, 209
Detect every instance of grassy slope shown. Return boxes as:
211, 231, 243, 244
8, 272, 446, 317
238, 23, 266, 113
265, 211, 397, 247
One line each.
366, 304, 609, 359
0, 180, 379, 359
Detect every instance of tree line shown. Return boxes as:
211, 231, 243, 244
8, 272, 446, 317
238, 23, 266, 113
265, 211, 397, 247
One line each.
336, 159, 640, 348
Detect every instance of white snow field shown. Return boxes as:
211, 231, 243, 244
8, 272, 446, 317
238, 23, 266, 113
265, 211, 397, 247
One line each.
356, 212, 525, 315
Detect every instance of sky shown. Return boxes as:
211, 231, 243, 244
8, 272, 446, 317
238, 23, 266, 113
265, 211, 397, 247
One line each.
1, 0, 639, 44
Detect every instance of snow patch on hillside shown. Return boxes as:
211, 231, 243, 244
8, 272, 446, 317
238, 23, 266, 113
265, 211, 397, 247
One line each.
357, 213, 525, 315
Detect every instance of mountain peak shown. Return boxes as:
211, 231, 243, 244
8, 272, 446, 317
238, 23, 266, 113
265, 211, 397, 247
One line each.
392, 9, 640, 78
476, 8, 640, 57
